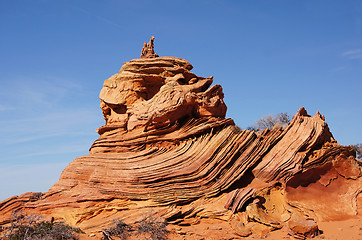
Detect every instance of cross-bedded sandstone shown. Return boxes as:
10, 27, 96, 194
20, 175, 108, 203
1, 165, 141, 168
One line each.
1, 38, 361, 239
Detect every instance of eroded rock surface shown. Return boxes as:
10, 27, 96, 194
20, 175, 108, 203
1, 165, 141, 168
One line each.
1, 39, 361, 239
98, 54, 226, 133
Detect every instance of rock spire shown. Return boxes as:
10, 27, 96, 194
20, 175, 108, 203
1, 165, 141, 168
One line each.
140, 36, 159, 58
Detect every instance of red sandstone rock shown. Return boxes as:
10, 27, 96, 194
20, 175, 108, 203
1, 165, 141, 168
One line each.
0, 38, 361, 239
141, 36, 159, 59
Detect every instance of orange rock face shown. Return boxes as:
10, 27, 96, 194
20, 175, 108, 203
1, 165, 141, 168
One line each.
1, 40, 361, 239
98, 56, 226, 133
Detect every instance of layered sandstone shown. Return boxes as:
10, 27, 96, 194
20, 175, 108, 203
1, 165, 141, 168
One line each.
0, 37, 361, 239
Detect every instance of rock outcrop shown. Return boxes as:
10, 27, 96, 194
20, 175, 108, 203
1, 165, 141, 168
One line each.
1, 38, 361, 239
140, 36, 159, 59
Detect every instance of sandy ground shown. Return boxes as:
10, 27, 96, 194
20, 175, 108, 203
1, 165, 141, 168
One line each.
254, 216, 362, 240
80, 215, 362, 240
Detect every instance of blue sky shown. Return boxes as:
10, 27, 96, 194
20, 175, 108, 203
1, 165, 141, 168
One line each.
0, 0, 361, 200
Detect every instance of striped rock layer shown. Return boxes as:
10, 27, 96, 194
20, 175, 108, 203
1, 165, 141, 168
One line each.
0, 56, 361, 239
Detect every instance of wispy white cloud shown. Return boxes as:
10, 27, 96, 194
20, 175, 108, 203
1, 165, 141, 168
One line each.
4, 130, 93, 145
0, 110, 99, 144
341, 49, 362, 59
0, 104, 13, 111
17, 141, 91, 158
0, 162, 67, 179
0, 74, 102, 174
0, 162, 69, 200
0, 75, 84, 108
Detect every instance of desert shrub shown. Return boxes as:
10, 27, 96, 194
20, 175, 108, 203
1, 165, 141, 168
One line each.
102, 219, 132, 240
29, 192, 43, 202
101, 214, 169, 240
135, 214, 169, 240
248, 112, 292, 132
232, 125, 242, 134
0, 211, 83, 240
351, 143, 362, 159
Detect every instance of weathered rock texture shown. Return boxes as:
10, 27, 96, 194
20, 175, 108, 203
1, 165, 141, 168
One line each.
140, 36, 159, 59
1, 41, 361, 239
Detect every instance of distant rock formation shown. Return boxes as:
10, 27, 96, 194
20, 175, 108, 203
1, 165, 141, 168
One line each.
1, 38, 361, 239
140, 36, 159, 58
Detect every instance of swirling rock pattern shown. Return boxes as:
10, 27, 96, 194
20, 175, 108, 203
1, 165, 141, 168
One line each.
98, 56, 226, 133
0, 48, 361, 239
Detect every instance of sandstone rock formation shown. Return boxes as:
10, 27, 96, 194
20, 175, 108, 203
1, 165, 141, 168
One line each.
1, 39, 361, 239
140, 36, 159, 59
